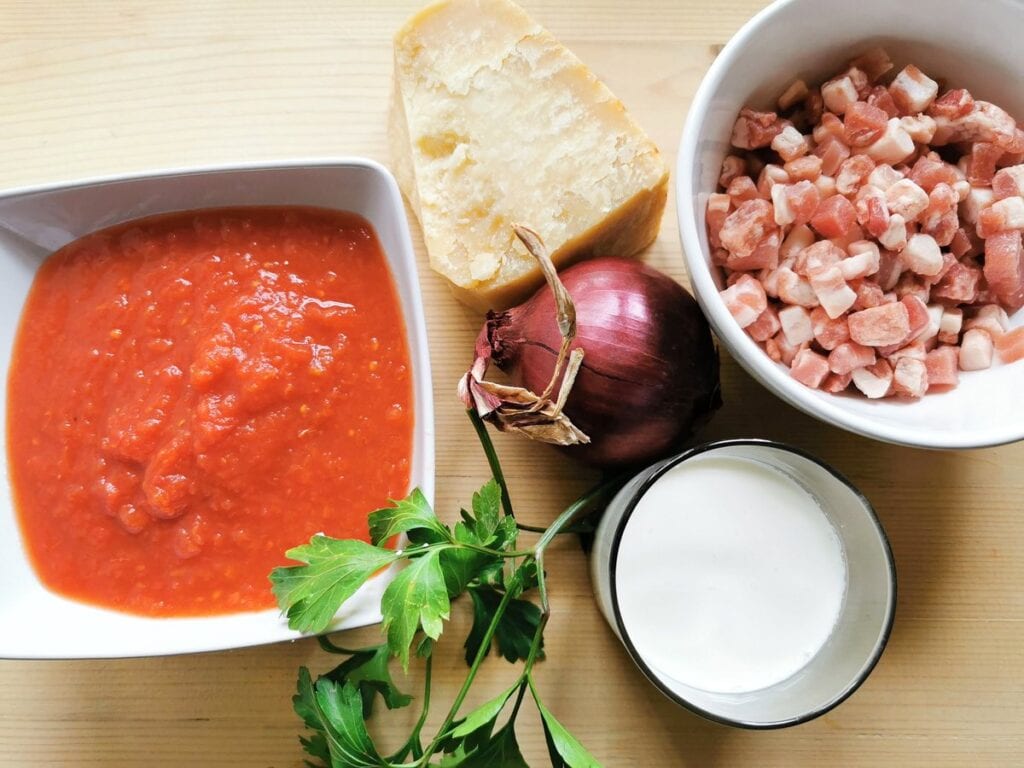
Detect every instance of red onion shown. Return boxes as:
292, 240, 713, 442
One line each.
460, 226, 721, 467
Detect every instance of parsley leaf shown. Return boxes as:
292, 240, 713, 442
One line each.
440, 522, 498, 598
440, 722, 529, 768
533, 686, 601, 768
469, 480, 501, 542
380, 549, 451, 670
448, 681, 518, 740
314, 678, 387, 767
271, 538, 399, 634
322, 644, 412, 716
464, 585, 542, 664
368, 489, 450, 546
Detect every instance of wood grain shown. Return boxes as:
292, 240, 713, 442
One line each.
1, 1, 1022, 765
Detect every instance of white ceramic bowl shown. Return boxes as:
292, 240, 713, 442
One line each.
0, 160, 435, 658
677, 0, 1024, 449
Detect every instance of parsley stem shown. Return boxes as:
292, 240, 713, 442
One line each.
407, 653, 432, 760
467, 409, 514, 518
415, 579, 518, 766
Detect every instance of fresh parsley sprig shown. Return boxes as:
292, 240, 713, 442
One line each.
270, 410, 621, 767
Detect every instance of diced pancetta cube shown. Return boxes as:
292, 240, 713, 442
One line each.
747, 305, 782, 342
731, 108, 786, 150
727, 175, 760, 205
949, 228, 974, 258
983, 230, 1024, 310
901, 295, 931, 342
867, 85, 899, 118
778, 79, 810, 111
848, 302, 911, 346
810, 195, 858, 238
789, 348, 831, 388
901, 233, 943, 276
992, 165, 1024, 200
836, 155, 876, 195
706, 193, 731, 248
815, 136, 852, 177
907, 155, 958, 192
828, 341, 876, 374
925, 346, 960, 387
884, 179, 930, 221
767, 331, 808, 366
840, 240, 881, 280
771, 125, 810, 162
719, 155, 748, 188
919, 183, 959, 246
778, 304, 815, 345
771, 184, 795, 226
927, 88, 975, 119
864, 118, 916, 165
785, 155, 823, 182
822, 371, 853, 393
958, 328, 994, 371
844, 102, 889, 147
895, 271, 931, 305
853, 279, 886, 309
776, 266, 820, 307
720, 199, 775, 258
878, 213, 908, 251
779, 224, 816, 260
899, 115, 937, 144
889, 338, 931, 361
876, 247, 904, 290
822, 75, 859, 115
813, 112, 847, 143
930, 261, 981, 304
814, 174, 838, 199
829, 223, 867, 253
892, 357, 928, 398
757, 164, 791, 198
866, 163, 904, 191
968, 142, 1003, 186
727, 229, 781, 271
852, 359, 894, 398
937, 306, 963, 344
855, 186, 891, 239
720, 274, 768, 328
964, 304, 1009, 338
850, 47, 894, 83
961, 186, 996, 226
995, 326, 1024, 363
795, 240, 844, 276
889, 65, 939, 115
978, 196, 1024, 237
773, 180, 820, 227
810, 306, 851, 350
809, 265, 857, 318
932, 100, 1018, 147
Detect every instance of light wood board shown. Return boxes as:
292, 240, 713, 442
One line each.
0, 1, 1021, 765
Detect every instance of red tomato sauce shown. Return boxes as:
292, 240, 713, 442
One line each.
7, 207, 413, 616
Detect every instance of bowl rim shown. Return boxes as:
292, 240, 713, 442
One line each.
605, 438, 898, 729
674, 0, 1024, 450
0, 157, 436, 658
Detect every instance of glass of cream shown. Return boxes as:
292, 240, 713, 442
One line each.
591, 439, 896, 728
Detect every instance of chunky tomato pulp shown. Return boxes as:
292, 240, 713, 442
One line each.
7, 207, 413, 616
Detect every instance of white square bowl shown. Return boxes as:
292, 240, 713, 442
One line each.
0, 160, 435, 658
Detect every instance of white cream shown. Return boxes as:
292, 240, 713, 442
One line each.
615, 453, 847, 694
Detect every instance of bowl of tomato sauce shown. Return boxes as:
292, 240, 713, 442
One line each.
0, 160, 434, 658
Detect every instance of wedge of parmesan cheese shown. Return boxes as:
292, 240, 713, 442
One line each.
389, 0, 669, 311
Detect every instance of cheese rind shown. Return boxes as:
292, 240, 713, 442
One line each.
389, 0, 669, 311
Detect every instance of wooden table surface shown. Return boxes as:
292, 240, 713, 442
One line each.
1, 1, 1022, 765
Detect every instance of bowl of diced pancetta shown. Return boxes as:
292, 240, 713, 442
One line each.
676, 0, 1024, 449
